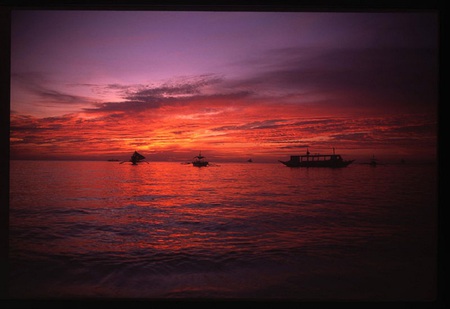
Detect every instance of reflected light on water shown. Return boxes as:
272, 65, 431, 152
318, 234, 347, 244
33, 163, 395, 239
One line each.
9, 160, 437, 300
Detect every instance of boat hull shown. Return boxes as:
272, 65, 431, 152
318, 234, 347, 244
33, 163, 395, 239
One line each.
279, 159, 354, 168
192, 161, 209, 167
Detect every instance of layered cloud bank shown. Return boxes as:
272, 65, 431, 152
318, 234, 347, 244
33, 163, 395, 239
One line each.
10, 11, 438, 162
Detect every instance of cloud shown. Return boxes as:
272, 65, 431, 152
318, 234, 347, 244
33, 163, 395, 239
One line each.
387, 123, 437, 135
125, 74, 224, 100
230, 45, 438, 110
34, 89, 90, 105
211, 119, 287, 132
279, 143, 310, 149
82, 74, 253, 114
10, 106, 437, 161
12, 72, 93, 105
330, 132, 373, 141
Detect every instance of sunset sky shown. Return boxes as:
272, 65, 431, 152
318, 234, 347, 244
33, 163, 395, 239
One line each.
10, 10, 438, 162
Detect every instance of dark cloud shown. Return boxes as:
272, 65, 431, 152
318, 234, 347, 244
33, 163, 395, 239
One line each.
171, 130, 189, 135
69, 83, 132, 98
128, 142, 150, 147
14, 43, 438, 116
124, 74, 224, 102
71, 76, 226, 104
386, 123, 437, 135
291, 118, 348, 133
34, 89, 89, 104
80, 74, 238, 113
83, 90, 252, 114
330, 132, 374, 141
279, 143, 310, 149
10, 123, 64, 132
10, 114, 70, 132
106, 83, 131, 90
211, 119, 287, 132
12, 72, 93, 105
292, 119, 337, 126
232, 45, 438, 111
85, 100, 163, 112
327, 117, 437, 148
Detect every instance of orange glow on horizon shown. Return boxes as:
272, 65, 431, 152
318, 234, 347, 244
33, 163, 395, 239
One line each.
10, 94, 437, 163
10, 11, 438, 163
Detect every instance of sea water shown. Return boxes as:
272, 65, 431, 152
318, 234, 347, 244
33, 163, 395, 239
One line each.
8, 160, 437, 300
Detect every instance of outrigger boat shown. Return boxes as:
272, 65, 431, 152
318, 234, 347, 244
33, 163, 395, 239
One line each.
279, 148, 354, 168
192, 152, 209, 167
120, 151, 148, 165
368, 155, 378, 167
361, 155, 386, 167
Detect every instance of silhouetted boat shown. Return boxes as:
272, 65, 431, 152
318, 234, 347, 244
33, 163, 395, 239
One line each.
192, 152, 209, 167
120, 151, 148, 165
247, 158, 253, 162
361, 155, 387, 167
279, 148, 354, 168
369, 155, 377, 167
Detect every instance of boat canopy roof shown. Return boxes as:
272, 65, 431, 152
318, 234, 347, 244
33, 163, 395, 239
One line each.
293, 154, 341, 158
290, 154, 343, 161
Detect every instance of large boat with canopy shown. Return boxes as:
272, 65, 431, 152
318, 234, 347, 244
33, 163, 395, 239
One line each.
279, 148, 354, 168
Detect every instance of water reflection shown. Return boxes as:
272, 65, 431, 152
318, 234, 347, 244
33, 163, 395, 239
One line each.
9, 161, 437, 299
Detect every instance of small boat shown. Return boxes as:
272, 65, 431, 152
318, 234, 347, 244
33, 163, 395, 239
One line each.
362, 155, 387, 167
279, 148, 354, 168
247, 158, 253, 162
120, 151, 148, 165
369, 155, 377, 167
192, 152, 209, 167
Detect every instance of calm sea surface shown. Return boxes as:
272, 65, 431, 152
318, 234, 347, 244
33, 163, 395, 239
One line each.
8, 160, 437, 300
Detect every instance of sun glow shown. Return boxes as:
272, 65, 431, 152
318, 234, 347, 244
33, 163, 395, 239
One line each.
10, 11, 437, 163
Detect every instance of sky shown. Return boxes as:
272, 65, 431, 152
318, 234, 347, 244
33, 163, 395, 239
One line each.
9, 10, 438, 162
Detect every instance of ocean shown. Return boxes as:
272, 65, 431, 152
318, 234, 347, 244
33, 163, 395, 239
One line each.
8, 160, 437, 301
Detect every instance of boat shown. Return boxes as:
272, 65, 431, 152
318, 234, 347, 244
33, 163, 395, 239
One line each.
362, 155, 387, 167
192, 152, 209, 167
279, 148, 354, 168
120, 151, 148, 165
369, 155, 377, 167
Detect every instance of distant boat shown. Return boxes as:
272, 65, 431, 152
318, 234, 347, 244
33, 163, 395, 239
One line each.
369, 155, 377, 167
247, 158, 253, 162
192, 152, 209, 167
279, 148, 354, 168
362, 155, 386, 167
120, 151, 148, 165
